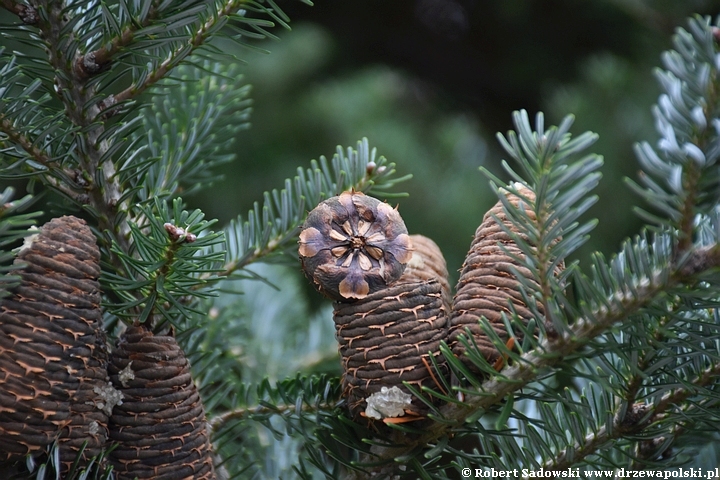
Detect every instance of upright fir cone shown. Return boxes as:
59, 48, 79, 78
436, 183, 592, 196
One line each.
298, 190, 413, 301
108, 325, 215, 480
398, 234, 452, 310
0, 216, 113, 470
333, 280, 448, 421
300, 194, 448, 421
449, 185, 563, 371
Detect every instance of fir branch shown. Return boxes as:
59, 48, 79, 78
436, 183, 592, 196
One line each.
677, 161, 701, 253
0, 115, 49, 165
111, 0, 250, 108
629, 16, 720, 254
121, 62, 250, 204
74, 1, 161, 80
0, 114, 83, 200
208, 399, 335, 433
104, 198, 224, 329
0, 0, 37, 24
490, 110, 602, 334
32, 0, 128, 248
540, 362, 720, 472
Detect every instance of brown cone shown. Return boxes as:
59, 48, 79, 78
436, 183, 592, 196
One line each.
398, 234, 452, 310
0, 216, 110, 469
333, 280, 448, 419
449, 185, 562, 370
108, 325, 215, 480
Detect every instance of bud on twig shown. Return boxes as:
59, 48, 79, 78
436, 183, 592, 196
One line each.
164, 222, 197, 243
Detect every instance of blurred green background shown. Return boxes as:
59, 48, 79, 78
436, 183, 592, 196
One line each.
188, 0, 720, 294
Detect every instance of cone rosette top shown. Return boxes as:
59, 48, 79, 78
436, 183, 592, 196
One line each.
299, 190, 413, 301
0, 216, 112, 469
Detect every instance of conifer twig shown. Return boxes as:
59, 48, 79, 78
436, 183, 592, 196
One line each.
220, 234, 288, 277
0, 115, 84, 200
208, 400, 336, 433
109, 0, 251, 109
33, 0, 127, 247
539, 362, 720, 472
0, 0, 37, 24
75, 1, 161, 80
1, 116, 52, 166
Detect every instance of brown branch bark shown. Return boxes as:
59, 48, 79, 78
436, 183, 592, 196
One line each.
0, 0, 37, 24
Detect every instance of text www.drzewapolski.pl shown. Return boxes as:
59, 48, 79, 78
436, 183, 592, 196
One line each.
460, 467, 720, 478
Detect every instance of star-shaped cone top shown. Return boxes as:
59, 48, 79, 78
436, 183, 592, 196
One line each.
299, 190, 413, 301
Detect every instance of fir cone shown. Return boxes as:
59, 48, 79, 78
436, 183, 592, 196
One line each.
299, 190, 413, 301
0, 216, 111, 469
449, 185, 561, 370
398, 234, 452, 310
108, 325, 215, 480
333, 280, 448, 420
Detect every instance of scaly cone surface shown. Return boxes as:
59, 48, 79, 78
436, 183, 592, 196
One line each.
108, 325, 215, 479
449, 186, 561, 370
398, 234, 452, 310
333, 280, 448, 420
0, 216, 112, 470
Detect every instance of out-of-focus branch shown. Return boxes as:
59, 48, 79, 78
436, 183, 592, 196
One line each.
0, 0, 37, 24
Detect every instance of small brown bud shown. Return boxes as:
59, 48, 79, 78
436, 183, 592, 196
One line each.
18, 5, 38, 24
299, 190, 413, 301
164, 222, 197, 243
